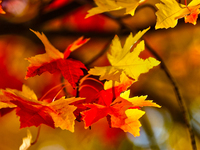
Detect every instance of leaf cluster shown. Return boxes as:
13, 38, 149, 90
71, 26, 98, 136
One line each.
0, 27, 160, 138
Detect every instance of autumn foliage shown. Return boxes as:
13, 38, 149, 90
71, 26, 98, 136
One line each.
0, 26, 160, 136
1, 0, 200, 149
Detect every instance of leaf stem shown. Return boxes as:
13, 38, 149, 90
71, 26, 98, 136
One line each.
112, 80, 116, 102
60, 76, 70, 98
31, 126, 41, 146
185, 0, 188, 6
39, 83, 64, 101
52, 86, 66, 102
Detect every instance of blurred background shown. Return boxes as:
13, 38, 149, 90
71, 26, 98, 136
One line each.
0, 0, 200, 149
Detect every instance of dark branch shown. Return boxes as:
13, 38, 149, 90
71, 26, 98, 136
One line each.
144, 40, 197, 150
31, 126, 41, 146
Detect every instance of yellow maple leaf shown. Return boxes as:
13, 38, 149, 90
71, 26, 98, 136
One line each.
104, 72, 135, 90
155, 0, 200, 29
120, 90, 161, 108
120, 109, 145, 136
85, 0, 146, 18
118, 90, 160, 136
2, 84, 39, 103
89, 28, 160, 82
48, 97, 84, 132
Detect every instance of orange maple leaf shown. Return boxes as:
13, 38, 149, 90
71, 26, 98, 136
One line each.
26, 29, 89, 88
185, 8, 200, 25
81, 90, 160, 136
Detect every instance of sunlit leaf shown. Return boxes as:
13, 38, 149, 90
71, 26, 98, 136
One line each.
85, 0, 147, 18
26, 30, 89, 88
82, 89, 160, 136
184, 8, 199, 25
48, 97, 84, 132
89, 28, 160, 82
1, 85, 83, 131
155, 0, 200, 29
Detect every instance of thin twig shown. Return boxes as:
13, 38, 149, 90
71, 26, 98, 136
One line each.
60, 76, 70, 98
31, 126, 41, 145
185, 0, 188, 6
31, 1, 83, 27
85, 37, 113, 67
112, 80, 116, 102
39, 83, 64, 101
144, 40, 197, 150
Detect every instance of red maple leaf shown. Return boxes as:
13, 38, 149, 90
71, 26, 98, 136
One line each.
185, 8, 200, 25
2, 86, 55, 128
1, 85, 83, 131
72, 75, 104, 121
72, 74, 133, 121
25, 30, 89, 88
81, 89, 132, 127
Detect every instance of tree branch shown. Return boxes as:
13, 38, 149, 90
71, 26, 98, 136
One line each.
31, 126, 41, 146
143, 40, 197, 150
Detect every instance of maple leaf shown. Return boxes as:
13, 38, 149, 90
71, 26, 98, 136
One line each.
0, 93, 16, 116
71, 75, 104, 121
26, 29, 89, 88
0, 0, 5, 14
82, 89, 160, 136
0, 101, 16, 109
120, 109, 145, 136
104, 72, 135, 94
0, 93, 16, 109
47, 97, 84, 132
19, 130, 32, 150
2, 85, 55, 128
1, 85, 83, 131
85, 0, 147, 18
89, 28, 160, 83
185, 8, 200, 25
79, 74, 104, 103
155, 0, 200, 29
120, 90, 160, 108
